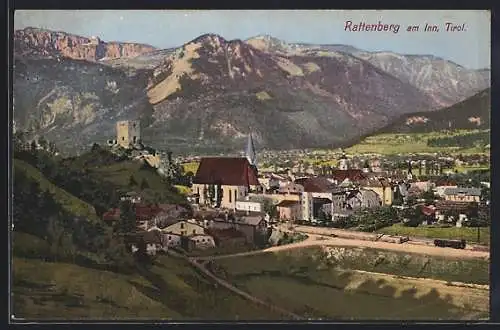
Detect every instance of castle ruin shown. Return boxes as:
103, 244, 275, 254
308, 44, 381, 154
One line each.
116, 120, 141, 148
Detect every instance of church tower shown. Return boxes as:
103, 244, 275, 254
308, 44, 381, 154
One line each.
339, 149, 349, 171
246, 133, 257, 167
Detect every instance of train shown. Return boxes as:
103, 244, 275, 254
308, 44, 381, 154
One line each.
434, 239, 466, 249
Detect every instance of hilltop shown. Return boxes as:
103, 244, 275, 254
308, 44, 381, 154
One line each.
376, 88, 490, 134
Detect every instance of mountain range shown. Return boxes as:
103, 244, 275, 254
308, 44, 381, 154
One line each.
12, 28, 490, 154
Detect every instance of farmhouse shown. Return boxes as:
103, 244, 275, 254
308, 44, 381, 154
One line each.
443, 187, 481, 202
162, 220, 206, 237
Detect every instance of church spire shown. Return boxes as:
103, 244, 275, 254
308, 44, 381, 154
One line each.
246, 133, 256, 166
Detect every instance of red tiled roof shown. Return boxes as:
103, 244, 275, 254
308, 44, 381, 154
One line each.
435, 179, 457, 187
134, 204, 163, 221
193, 157, 259, 186
422, 206, 436, 216
295, 176, 335, 193
103, 208, 120, 222
332, 169, 366, 182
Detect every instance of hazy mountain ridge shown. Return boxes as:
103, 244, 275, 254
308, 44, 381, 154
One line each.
246, 36, 490, 107
12, 29, 490, 153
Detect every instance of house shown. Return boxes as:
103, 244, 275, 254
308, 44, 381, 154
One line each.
188, 234, 216, 250
433, 179, 458, 197
412, 181, 434, 192
443, 187, 481, 203
276, 200, 301, 221
102, 208, 120, 223
258, 173, 282, 191
435, 200, 478, 222
120, 191, 142, 204
162, 220, 206, 237
278, 182, 304, 195
191, 157, 261, 209
345, 189, 382, 210
208, 213, 267, 244
360, 178, 394, 206
134, 204, 163, 222
206, 228, 248, 248
235, 195, 267, 213
130, 230, 166, 256
331, 169, 366, 185
296, 176, 339, 221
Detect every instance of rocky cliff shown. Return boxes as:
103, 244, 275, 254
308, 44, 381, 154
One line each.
14, 27, 156, 62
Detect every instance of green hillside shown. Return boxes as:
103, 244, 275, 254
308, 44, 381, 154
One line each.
380, 88, 490, 134
12, 253, 285, 320
346, 130, 490, 155
14, 159, 98, 221
61, 146, 188, 207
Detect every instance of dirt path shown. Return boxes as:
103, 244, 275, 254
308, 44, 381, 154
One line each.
198, 233, 489, 261
167, 250, 302, 320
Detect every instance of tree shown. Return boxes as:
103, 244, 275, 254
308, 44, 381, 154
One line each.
129, 175, 138, 186
263, 199, 278, 220
38, 136, 48, 150
420, 190, 436, 205
215, 184, 223, 208
30, 140, 38, 153
140, 178, 150, 190
115, 200, 136, 234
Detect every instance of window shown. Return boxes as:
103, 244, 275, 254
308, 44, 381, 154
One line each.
180, 223, 185, 229
122, 137, 125, 141
133, 136, 137, 143
193, 229, 196, 235
234, 190, 237, 202
202, 239, 205, 242
229, 190, 232, 203
181, 231, 186, 236
168, 236, 171, 240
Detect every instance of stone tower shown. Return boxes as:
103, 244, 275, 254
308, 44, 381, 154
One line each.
116, 120, 141, 148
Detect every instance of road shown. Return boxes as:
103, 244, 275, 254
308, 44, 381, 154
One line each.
197, 227, 489, 261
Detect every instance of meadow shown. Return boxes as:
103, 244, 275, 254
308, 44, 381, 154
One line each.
345, 130, 490, 156
214, 247, 489, 320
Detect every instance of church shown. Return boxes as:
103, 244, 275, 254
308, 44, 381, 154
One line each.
191, 134, 261, 209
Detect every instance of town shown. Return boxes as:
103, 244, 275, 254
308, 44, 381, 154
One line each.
97, 120, 490, 256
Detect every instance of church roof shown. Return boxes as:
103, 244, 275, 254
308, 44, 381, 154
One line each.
193, 157, 259, 186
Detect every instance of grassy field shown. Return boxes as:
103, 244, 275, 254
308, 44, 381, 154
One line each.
181, 162, 199, 175
346, 130, 490, 155
214, 247, 489, 320
13, 159, 98, 221
377, 224, 490, 246
12, 254, 286, 320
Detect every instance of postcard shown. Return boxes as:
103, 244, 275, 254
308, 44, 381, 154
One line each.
11, 9, 490, 321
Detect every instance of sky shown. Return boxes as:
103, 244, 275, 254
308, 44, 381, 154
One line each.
14, 10, 490, 69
